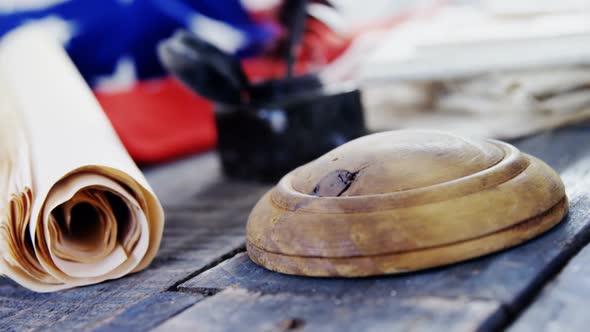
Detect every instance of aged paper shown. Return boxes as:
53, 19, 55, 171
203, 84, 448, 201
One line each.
0, 27, 164, 292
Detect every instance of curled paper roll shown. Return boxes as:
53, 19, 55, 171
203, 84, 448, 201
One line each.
0, 28, 165, 292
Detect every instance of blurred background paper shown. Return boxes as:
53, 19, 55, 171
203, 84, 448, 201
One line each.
361, 0, 590, 139
0, 27, 164, 292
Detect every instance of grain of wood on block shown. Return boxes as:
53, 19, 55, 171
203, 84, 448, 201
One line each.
247, 130, 567, 276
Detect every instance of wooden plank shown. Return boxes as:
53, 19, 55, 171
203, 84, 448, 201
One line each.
94, 292, 203, 332
508, 242, 590, 332
155, 288, 502, 332
166, 125, 590, 331
0, 154, 270, 331
144, 152, 270, 213
142, 153, 223, 209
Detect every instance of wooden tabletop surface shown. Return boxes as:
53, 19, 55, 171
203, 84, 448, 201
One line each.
2, 124, 590, 332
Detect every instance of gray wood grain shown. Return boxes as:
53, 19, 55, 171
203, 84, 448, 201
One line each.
508, 238, 590, 332
94, 292, 203, 332
160, 125, 590, 332
142, 152, 222, 208
155, 287, 502, 332
0, 154, 269, 331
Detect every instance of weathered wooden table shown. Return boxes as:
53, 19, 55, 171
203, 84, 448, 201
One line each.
2, 124, 590, 331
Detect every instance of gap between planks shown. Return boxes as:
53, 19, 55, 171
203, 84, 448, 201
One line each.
167, 246, 247, 294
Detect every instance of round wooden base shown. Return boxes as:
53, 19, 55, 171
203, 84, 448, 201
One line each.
246, 131, 568, 277
247, 196, 567, 277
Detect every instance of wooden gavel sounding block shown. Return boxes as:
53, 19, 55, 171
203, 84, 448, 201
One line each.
246, 130, 568, 277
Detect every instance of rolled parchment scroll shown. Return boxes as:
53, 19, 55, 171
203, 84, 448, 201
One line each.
0, 28, 165, 292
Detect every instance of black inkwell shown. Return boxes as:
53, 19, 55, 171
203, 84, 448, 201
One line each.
159, 26, 366, 181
